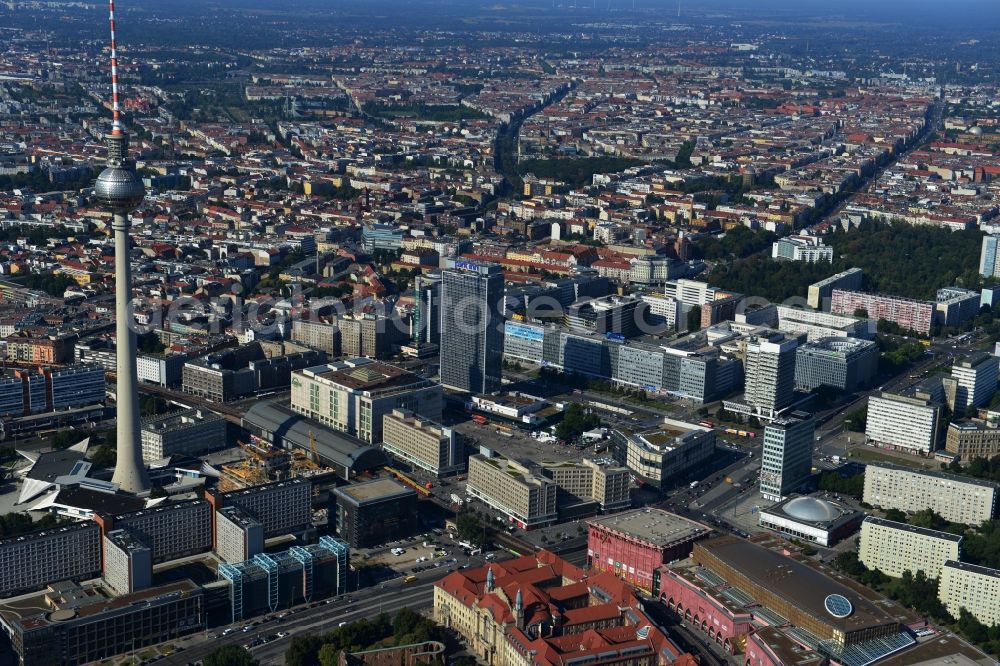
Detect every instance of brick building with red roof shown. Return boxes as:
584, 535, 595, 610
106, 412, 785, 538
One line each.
433, 550, 696, 666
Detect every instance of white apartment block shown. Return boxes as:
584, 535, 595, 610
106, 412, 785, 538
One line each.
214, 505, 264, 564
103, 529, 152, 595
939, 560, 1000, 626
775, 305, 874, 342
859, 517, 961, 579
673, 279, 718, 307
772, 236, 834, 263
865, 392, 941, 454
948, 354, 998, 414
863, 463, 998, 526
641, 293, 680, 330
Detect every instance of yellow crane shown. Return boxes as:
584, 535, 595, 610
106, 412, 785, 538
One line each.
309, 430, 320, 465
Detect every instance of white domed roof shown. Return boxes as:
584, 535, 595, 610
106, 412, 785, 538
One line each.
783, 496, 838, 523
969, 126, 984, 135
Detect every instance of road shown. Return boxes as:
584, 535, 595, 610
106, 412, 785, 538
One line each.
493, 82, 575, 194
804, 99, 943, 232
158, 557, 469, 666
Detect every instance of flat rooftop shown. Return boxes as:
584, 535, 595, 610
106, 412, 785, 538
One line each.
4, 580, 200, 630
867, 461, 1000, 490
695, 537, 903, 635
334, 477, 415, 505
863, 517, 963, 543
877, 633, 994, 666
589, 508, 707, 548
307, 361, 427, 392
752, 626, 825, 666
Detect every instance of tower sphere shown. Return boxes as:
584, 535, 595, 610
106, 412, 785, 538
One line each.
95, 165, 145, 213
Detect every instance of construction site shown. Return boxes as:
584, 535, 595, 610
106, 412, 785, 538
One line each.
218, 433, 333, 492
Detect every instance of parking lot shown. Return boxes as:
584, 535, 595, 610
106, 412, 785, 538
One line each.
450, 418, 584, 463
363, 541, 447, 572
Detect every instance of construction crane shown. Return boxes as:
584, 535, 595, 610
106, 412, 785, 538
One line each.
309, 430, 320, 465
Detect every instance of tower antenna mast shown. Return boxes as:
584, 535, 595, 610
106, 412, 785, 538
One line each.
109, 0, 123, 135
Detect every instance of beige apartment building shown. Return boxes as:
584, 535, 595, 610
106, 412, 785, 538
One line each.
859, 517, 961, 579
467, 454, 558, 529
938, 560, 1000, 626
540, 458, 631, 513
946, 420, 1000, 460
290, 358, 442, 444
382, 408, 464, 477
863, 463, 998, 526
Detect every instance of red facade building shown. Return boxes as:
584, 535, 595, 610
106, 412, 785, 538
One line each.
658, 566, 753, 655
587, 508, 708, 593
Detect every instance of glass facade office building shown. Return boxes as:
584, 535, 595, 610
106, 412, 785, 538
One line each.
440, 261, 504, 394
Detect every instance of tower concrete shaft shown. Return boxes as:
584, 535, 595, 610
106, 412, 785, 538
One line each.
109, 212, 149, 493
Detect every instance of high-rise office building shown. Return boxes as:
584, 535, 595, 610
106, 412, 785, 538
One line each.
944, 353, 998, 414
866, 391, 941, 454
760, 412, 814, 501
979, 234, 1000, 278
744, 336, 798, 417
440, 260, 504, 394
413, 273, 442, 346
794, 337, 878, 392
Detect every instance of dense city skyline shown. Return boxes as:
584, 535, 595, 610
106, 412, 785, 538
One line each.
1, 0, 1000, 664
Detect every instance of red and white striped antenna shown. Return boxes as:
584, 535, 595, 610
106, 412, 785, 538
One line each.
108, 0, 123, 135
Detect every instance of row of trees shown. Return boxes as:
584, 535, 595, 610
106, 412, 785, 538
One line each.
455, 511, 490, 548
516, 156, 645, 188
816, 470, 864, 499
835, 531, 1000, 655
694, 226, 777, 261
0, 512, 68, 539
872, 506, 1000, 581
17, 273, 75, 297
945, 454, 1000, 484
0, 167, 96, 194
877, 338, 926, 375
362, 102, 488, 122
284, 608, 448, 666
833, 550, 949, 620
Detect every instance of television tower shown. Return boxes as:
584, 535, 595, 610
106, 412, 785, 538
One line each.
94, 0, 149, 493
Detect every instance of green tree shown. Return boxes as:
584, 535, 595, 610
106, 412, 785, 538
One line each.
817, 471, 865, 499
883, 508, 907, 522
203, 645, 258, 666
456, 512, 488, 548
555, 403, 600, 441
89, 445, 117, 469
844, 407, 867, 432
317, 644, 341, 666
50, 429, 80, 450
